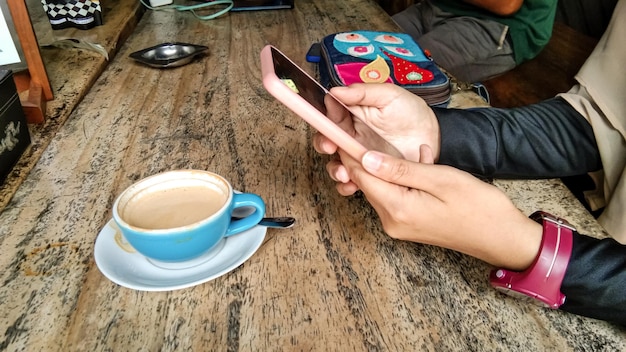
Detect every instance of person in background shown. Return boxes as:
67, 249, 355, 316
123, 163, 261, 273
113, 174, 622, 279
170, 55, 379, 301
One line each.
313, 0, 625, 325
392, 0, 557, 83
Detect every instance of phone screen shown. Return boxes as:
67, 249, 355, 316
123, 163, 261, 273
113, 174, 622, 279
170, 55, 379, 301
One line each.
270, 46, 330, 114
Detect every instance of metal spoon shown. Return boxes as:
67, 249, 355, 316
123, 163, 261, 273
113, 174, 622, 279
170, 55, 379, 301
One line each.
232, 216, 296, 229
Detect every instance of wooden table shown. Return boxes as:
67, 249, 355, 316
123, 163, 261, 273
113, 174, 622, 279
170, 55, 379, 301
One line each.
1, 1, 624, 350
0, 0, 143, 210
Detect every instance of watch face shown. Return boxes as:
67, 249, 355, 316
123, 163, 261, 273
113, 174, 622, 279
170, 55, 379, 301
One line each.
493, 286, 551, 308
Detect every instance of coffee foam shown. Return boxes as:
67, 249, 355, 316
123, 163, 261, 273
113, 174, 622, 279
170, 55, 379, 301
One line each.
119, 175, 230, 230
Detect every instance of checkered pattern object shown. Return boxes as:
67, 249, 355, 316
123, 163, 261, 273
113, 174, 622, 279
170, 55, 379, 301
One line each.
42, 0, 102, 19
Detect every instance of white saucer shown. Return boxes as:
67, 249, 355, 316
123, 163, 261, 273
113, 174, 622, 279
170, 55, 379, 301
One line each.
94, 219, 267, 291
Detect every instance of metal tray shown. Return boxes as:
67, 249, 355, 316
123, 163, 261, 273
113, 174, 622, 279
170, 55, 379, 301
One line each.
129, 42, 208, 68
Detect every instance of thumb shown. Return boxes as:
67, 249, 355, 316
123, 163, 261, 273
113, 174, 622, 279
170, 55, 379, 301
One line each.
361, 151, 442, 193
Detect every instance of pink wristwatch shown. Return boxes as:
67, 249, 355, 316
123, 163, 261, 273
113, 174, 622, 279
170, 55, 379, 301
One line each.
490, 211, 575, 309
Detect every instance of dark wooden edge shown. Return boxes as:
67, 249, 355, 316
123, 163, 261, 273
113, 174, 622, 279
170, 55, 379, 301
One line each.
7, 0, 53, 123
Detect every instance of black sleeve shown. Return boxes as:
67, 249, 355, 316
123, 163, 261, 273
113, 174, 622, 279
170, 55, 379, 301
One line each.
434, 98, 602, 178
434, 99, 625, 325
560, 234, 626, 326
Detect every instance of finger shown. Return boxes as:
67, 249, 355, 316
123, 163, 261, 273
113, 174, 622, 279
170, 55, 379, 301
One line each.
338, 150, 425, 218
313, 133, 338, 155
336, 181, 360, 196
330, 83, 404, 108
324, 94, 355, 134
325, 159, 350, 183
338, 149, 400, 197
325, 152, 360, 195
361, 151, 458, 195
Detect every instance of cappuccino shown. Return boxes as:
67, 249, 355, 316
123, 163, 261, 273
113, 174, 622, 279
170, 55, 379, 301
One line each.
112, 169, 265, 262
122, 185, 227, 230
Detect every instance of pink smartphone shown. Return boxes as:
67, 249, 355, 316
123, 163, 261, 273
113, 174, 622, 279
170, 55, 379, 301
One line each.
260, 45, 396, 161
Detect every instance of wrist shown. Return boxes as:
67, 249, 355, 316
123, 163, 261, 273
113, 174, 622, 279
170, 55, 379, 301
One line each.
474, 215, 542, 270
427, 109, 441, 161
507, 218, 544, 271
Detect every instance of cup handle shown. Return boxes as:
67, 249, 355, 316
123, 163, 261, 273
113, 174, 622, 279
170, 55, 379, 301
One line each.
225, 193, 266, 236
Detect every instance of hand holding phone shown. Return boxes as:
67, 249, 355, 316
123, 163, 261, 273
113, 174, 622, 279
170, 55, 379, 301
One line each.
260, 45, 401, 161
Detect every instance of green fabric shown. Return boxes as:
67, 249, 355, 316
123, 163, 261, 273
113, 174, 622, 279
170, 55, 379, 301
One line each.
433, 0, 558, 64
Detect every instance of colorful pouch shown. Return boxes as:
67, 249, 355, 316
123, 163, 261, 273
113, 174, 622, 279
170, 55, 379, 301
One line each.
316, 31, 451, 106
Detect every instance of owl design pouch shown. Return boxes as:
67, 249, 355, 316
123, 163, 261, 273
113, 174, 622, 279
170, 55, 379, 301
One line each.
317, 31, 450, 106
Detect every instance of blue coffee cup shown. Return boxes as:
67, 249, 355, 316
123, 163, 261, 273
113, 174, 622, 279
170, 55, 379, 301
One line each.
112, 170, 265, 262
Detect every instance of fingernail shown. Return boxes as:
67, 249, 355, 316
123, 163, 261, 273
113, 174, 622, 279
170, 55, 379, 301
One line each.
337, 167, 349, 183
362, 152, 383, 171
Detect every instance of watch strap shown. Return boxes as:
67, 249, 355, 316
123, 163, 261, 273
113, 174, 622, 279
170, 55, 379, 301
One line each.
490, 211, 574, 308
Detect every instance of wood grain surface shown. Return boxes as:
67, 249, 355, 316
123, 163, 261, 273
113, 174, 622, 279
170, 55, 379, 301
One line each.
1, 1, 624, 351
0, 0, 143, 209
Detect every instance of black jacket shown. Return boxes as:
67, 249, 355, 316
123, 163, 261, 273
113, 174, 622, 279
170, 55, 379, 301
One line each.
434, 98, 626, 325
